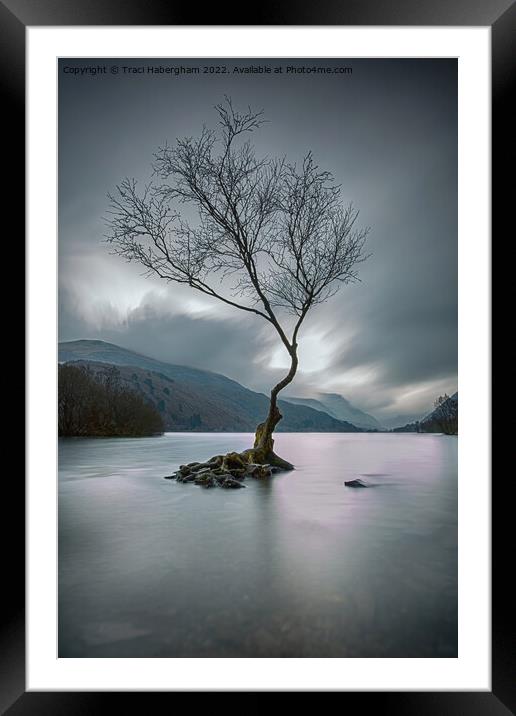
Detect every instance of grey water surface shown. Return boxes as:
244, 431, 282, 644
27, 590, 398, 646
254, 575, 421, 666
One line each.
58, 432, 457, 657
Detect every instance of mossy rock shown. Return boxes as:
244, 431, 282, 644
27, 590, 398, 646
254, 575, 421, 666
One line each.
219, 477, 245, 489
194, 472, 217, 487
166, 444, 293, 490
223, 452, 246, 470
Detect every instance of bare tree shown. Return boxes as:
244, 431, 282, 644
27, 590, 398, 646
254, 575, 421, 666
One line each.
105, 98, 369, 468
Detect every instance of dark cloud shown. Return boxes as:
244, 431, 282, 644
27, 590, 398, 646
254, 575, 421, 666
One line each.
59, 285, 280, 391
58, 58, 457, 419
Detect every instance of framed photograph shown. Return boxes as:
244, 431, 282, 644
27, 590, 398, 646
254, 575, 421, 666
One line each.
7, 0, 510, 710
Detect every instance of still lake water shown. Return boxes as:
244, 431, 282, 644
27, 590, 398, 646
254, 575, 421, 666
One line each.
59, 432, 457, 658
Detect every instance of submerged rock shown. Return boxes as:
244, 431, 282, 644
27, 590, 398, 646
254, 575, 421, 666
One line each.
344, 479, 369, 488
219, 477, 246, 489
247, 463, 272, 479
178, 473, 196, 483
194, 472, 218, 488
194, 467, 214, 476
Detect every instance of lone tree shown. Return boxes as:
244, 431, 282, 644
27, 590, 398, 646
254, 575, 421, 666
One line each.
105, 98, 369, 470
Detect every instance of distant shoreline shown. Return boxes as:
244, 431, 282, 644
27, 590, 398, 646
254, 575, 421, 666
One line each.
58, 430, 454, 439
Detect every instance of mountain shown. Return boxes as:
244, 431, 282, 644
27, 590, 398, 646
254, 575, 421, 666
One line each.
421, 392, 458, 422
392, 393, 458, 433
285, 392, 381, 430
378, 413, 424, 430
59, 340, 360, 433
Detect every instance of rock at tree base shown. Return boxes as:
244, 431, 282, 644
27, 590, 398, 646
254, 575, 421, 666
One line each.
163, 450, 292, 489
344, 479, 369, 488
246, 463, 272, 479
194, 472, 218, 487
219, 477, 245, 489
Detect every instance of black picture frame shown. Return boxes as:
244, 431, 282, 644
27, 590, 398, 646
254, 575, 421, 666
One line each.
6, 0, 511, 711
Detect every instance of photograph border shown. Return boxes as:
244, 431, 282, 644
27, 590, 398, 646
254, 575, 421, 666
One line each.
4, 0, 510, 710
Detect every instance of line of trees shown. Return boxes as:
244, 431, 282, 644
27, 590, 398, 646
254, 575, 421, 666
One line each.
58, 364, 164, 437
392, 394, 458, 434
429, 394, 458, 435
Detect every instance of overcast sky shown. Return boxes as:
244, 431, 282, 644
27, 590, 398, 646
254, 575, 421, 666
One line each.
58, 58, 457, 422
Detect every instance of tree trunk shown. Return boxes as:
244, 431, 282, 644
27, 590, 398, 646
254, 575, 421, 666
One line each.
169, 347, 298, 487
247, 348, 299, 470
